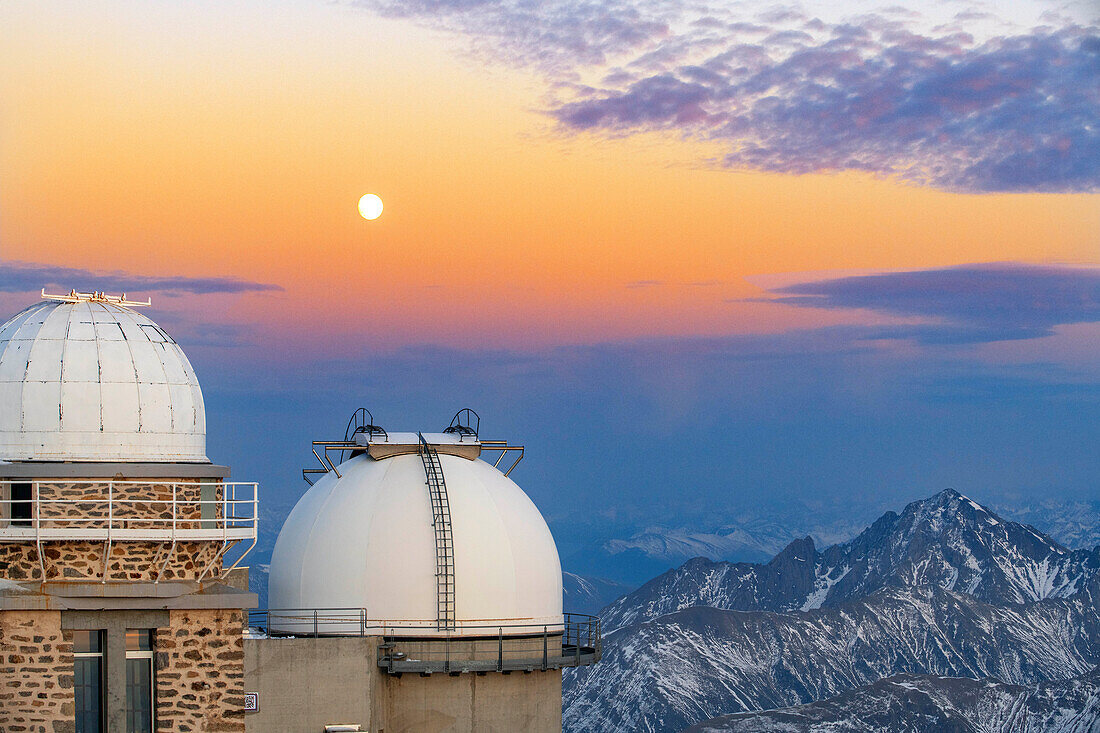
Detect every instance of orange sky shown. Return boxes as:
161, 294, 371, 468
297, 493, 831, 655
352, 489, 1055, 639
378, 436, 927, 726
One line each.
2, 0, 1098, 351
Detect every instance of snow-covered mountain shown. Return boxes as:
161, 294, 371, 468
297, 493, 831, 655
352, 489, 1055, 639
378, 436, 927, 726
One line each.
563, 572, 633, 615
685, 668, 1100, 733
991, 498, 1100, 550
601, 489, 1100, 632
603, 527, 779, 565
566, 490, 1100, 733
565, 580, 1100, 733
600, 513, 875, 570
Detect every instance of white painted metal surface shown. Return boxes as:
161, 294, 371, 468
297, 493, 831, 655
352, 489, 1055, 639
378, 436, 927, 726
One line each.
0, 298, 207, 462
353, 431, 477, 447
268, 453, 564, 636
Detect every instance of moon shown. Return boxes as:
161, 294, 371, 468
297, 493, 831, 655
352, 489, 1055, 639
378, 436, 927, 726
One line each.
358, 193, 383, 220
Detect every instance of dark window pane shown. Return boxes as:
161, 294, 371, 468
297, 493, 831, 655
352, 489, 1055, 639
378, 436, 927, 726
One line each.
73, 630, 103, 654
11, 482, 31, 525
126, 658, 153, 733
125, 629, 152, 651
74, 657, 102, 733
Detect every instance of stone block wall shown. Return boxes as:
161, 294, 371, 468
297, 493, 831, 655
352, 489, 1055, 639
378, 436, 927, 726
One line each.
35, 481, 211, 526
0, 610, 75, 733
0, 477, 241, 583
155, 609, 245, 732
0, 540, 225, 582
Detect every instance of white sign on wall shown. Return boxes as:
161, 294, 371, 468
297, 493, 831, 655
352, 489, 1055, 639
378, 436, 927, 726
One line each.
244, 692, 259, 712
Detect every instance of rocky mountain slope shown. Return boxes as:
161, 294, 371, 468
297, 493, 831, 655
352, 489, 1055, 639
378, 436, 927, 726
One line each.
601, 489, 1100, 632
565, 579, 1100, 732
566, 490, 1100, 733
685, 668, 1100, 733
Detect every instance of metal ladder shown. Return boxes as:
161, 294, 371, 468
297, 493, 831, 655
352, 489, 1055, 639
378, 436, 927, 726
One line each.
419, 433, 456, 630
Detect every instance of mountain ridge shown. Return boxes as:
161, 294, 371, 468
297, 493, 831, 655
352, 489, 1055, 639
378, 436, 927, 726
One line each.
566, 490, 1100, 733
600, 489, 1100, 633
566, 581, 1100, 732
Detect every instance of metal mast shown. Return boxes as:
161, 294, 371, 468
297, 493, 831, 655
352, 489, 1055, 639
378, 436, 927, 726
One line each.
419, 433, 456, 630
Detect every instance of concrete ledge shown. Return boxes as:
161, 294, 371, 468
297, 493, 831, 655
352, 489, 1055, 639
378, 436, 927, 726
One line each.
0, 461, 231, 478
1, 580, 257, 611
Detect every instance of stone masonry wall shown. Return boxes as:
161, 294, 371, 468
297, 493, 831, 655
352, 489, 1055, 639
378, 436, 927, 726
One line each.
155, 609, 245, 732
1, 478, 235, 583
35, 481, 208, 524
0, 540, 225, 582
0, 610, 75, 733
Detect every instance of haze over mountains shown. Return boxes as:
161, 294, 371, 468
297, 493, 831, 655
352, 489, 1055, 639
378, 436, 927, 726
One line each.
567, 493, 1100, 587
564, 490, 1100, 733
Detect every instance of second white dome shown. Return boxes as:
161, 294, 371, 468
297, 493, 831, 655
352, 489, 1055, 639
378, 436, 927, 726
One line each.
268, 452, 563, 635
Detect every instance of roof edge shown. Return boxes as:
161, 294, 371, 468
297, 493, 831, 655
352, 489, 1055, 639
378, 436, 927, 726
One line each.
0, 462, 230, 479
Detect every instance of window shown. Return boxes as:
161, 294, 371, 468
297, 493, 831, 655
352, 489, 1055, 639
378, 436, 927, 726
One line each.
139, 324, 173, 344
200, 481, 217, 529
125, 630, 154, 733
10, 482, 31, 526
73, 630, 105, 733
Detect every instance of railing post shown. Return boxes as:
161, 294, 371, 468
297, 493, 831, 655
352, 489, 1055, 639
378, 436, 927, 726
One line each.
313, 610, 318, 638
222, 482, 227, 543
542, 626, 548, 670
34, 481, 45, 580
360, 609, 366, 637
498, 627, 503, 672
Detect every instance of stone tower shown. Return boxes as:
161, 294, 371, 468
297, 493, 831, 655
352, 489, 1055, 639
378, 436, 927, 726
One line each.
0, 291, 258, 732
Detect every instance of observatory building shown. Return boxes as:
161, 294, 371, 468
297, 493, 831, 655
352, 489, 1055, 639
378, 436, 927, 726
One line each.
244, 408, 600, 731
0, 290, 598, 732
0, 290, 258, 732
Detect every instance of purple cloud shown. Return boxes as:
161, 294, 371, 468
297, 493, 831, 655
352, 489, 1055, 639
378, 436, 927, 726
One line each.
362, 0, 670, 71
355, 0, 1100, 193
0, 261, 283, 296
558, 27, 1099, 192
761, 262, 1100, 343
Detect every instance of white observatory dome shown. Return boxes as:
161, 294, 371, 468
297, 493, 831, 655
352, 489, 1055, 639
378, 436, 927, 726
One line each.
0, 295, 207, 463
269, 451, 563, 635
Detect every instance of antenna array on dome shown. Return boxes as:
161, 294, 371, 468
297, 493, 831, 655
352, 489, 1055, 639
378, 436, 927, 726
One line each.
41, 288, 152, 307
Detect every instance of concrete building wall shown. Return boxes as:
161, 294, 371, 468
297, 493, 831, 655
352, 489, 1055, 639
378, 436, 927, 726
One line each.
243, 636, 563, 733
384, 669, 562, 733
0, 610, 75, 733
244, 637, 382, 731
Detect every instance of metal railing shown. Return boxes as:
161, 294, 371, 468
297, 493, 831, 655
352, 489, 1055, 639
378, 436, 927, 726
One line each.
246, 610, 601, 674
0, 480, 258, 544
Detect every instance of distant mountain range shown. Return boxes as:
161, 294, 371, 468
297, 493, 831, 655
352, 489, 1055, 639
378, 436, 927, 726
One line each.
586, 493, 1100, 588
563, 572, 634, 615
990, 498, 1100, 552
599, 490, 1099, 632
685, 668, 1100, 733
565, 490, 1100, 733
